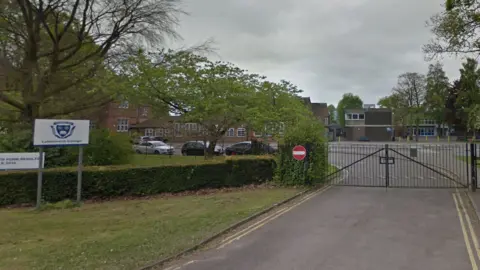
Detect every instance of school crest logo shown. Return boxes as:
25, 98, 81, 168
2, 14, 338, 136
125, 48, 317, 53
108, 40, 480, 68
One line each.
51, 121, 75, 139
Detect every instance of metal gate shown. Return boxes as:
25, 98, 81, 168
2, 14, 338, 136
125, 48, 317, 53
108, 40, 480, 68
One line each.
325, 143, 472, 189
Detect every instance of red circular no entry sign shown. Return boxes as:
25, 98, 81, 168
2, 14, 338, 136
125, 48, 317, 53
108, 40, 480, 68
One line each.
292, 145, 307, 161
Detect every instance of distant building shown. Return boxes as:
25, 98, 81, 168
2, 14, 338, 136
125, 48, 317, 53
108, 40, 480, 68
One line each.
363, 104, 376, 109
344, 108, 393, 141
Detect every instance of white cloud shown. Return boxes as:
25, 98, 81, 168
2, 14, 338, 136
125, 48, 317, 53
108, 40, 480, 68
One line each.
170, 0, 464, 105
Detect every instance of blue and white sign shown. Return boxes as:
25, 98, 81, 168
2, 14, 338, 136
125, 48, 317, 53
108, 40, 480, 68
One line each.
33, 119, 90, 146
0, 152, 45, 170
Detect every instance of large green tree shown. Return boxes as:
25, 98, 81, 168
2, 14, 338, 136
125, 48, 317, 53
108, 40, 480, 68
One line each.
327, 104, 337, 124
0, 0, 183, 127
425, 62, 450, 135
336, 93, 363, 127
457, 58, 480, 137
392, 72, 426, 141
124, 51, 312, 156
424, 0, 480, 59
378, 93, 408, 131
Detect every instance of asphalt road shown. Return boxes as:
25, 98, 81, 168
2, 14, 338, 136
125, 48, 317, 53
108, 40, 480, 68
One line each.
163, 187, 475, 270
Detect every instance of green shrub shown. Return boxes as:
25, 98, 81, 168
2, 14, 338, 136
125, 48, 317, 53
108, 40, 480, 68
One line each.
81, 129, 133, 166
0, 157, 275, 206
276, 118, 329, 186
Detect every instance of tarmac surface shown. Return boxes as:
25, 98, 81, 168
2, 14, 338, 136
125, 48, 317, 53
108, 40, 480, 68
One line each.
157, 141, 480, 270
163, 187, 477, 270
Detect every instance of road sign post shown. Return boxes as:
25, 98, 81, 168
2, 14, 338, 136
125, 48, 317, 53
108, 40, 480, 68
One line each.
33, 119, 90, 208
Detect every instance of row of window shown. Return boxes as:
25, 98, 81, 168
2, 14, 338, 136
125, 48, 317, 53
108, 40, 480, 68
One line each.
117, 101, 149, 117
345, 113, 365, 120
406, 127, 436, 136
420, 119, 435, 125
117, 119, 284, 137
146, 127, 248, 137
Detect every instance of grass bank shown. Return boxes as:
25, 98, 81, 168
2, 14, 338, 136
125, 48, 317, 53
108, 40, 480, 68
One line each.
0, 187, 300, 270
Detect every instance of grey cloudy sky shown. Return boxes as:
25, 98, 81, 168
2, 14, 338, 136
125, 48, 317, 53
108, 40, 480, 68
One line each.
170, 0, 464, 106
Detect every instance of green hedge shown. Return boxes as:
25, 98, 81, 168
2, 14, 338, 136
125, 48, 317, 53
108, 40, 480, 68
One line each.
0, 157, 275, 206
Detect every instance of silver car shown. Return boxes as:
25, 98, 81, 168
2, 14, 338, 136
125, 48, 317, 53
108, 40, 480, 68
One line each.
133, 141, 174, 155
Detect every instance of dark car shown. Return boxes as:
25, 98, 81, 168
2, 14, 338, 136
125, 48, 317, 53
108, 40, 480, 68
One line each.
225, 141, 276, 156
181, 141, 224, 156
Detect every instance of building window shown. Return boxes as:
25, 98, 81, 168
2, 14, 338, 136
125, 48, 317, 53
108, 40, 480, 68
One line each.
119, 101, 129, 109
145, 128, 154, 136
185, 123, 197, 131
421, 119, 435, 125
227, 128, 235, 137
116, 118, 129, 132
155, 129, 163, 136
174, 123, 183, 137
254, 131, 262, 137
346, 113, 364, 120
408, 127, 435, 136
89, 121, 96, 130
164, 128, 171, 136
324, 117, 329, 125
237, 128, 246, 137
141, 107, 148, 117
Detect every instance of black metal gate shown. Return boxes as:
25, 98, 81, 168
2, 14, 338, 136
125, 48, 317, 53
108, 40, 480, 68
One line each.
325, 143, 474, 189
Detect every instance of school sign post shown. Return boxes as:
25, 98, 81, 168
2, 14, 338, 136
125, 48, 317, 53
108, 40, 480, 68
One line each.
33, 119, 90, 208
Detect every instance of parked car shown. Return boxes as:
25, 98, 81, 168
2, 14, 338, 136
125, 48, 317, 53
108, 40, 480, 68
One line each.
133, 141, 174, 155
358, 136, 370, 142
133, 136, 167, 144
225, 141, 276, 156
181, 141, 224, 156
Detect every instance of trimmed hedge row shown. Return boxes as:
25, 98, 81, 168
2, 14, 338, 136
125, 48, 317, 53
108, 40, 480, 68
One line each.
0, 157, 275, 206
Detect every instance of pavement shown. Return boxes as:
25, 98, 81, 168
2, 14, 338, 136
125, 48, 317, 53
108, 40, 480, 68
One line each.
162, 187, 477, 270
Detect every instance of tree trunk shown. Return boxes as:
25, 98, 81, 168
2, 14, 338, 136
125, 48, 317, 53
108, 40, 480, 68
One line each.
205, 139, 217, 159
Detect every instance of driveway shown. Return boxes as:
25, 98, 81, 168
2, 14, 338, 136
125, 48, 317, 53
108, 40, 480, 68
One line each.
162, 187, 476, 270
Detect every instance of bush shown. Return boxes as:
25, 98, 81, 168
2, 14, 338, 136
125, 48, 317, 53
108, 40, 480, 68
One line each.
276, 118, 328, 186
0, 128, 132, 168
81, 129, 133, 166
0, 157, 275, 206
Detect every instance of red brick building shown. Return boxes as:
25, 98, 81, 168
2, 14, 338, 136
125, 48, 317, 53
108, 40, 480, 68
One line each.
87, 101, 152, 132
89, 97, 330, 143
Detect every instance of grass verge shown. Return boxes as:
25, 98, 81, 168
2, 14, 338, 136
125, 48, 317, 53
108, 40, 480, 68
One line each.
0, 187, 300, 270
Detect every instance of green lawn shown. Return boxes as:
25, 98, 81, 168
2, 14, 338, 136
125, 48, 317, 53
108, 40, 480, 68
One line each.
131, 154, 225, 166
0, 188, 299, 270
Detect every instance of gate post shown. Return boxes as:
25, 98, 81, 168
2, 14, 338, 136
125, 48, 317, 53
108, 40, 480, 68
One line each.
472, 143, 478, 192
385, 144, 390, 188
304, 143, 311, 185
